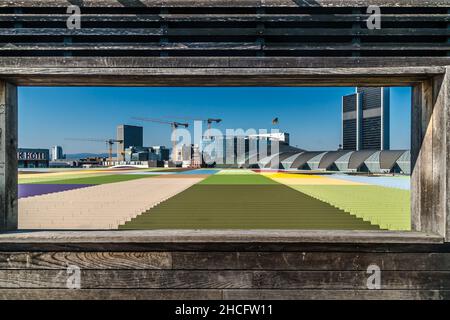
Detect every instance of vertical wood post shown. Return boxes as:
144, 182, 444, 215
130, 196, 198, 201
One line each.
411, 68, 449, 241
0, 81, 18, 231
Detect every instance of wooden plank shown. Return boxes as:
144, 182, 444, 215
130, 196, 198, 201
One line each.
1, 69, 432, 86
1, 251, 450, 271
0, 252, 172, 270
1, 242, 450, 253
0, 28, 447, 37
0, 57, 447, 69
432, 71, 448, 238
0, 288, 448, 300
223, 289, 450, 300
0, 270, 253, 289
0, 230, 443, 244
0, 0, 448, 8
0, 42, 261, 51
419, 79, 435, 234
0, 81, 17, 232
1, 77, 426, 87
0, 67, 441, 77
441, 67, 450, 242
1, 42, 448, 52
171, 252, 450, 271
0, 289, 223, 300
263, 43, 450, 51
411, 84, 422, 232
0, 270, 450, 289
0, 14, 447, 23
252, 271, 450, 290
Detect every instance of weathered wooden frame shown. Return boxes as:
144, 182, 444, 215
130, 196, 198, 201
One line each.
0, 63, 448, 242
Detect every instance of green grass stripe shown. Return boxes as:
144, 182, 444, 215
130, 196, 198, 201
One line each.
120, 184, 380, 230
289, 185, 410, 231
27, 174, 159, 185
198, 174, 279, 185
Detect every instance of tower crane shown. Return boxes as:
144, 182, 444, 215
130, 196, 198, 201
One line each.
165, 116, 222, 139
167, 116, 222, 130
131, 117, 189, 161
65, 138, 123, 162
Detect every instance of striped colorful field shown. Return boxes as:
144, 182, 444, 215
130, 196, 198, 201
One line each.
121, 174, 380, 230
262, 172, 411, 230
25, 174, 159, 185
18, 168, 409, 231
291, 185, 410, 230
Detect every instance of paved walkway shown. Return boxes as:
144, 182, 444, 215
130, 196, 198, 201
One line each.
19, 177, 203, 230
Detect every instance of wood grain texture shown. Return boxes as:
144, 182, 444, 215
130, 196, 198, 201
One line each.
0, 252, 172, 270
432, 72, 448, 239
0, 81, 17, 232
1, 251, 450, 271
223, 289, 450, 300
0, 14, 447, 23
0, 0, 448, 8
0, 246, 449, 299
0, 57, 447, 69
1, 269, 450, 290
0, 230, 442, 244
171, 252, 450, 271
446, 67, 450, 241
0, 289, 223, 300
411, 83, 422, 233
0, 289, 449, 300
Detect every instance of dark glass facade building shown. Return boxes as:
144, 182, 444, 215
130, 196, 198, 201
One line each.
342, 87, 390, 151
116, 125, 143, 161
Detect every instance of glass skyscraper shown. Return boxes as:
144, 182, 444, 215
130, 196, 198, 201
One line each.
342, 87, 390, 151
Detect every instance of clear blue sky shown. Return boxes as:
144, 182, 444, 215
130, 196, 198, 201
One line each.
19, 87, 411, 154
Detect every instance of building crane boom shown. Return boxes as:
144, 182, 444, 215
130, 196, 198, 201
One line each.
131, 117, 189, 162
65, 137, 123, 162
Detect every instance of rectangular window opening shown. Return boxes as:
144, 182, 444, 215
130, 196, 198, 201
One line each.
18, 86, 412, 232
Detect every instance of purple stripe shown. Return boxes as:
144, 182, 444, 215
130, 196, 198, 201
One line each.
19, 184, 94, 199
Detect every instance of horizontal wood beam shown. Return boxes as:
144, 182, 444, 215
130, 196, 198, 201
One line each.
0, 289, 447, 300
1, 251, 450, 270
0, 230, 443, 244
1, 28, 448, 37
0, 14, 448, 22
0, 57, 447, 69
0, 0, 448, 8
1, 42, 447, 52
0, 69, 443, 87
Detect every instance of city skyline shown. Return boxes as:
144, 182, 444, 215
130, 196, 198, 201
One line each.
19, 87, 411, 154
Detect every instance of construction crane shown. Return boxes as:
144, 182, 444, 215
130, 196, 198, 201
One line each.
131, 117, 189, 161
65, 138, 123, 162
165, 116, 222, 140
167, 116, 222, 130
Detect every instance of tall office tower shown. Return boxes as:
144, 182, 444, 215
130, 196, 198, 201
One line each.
51, 145, 64, 161
342, 87, 390, 151
117, 125, 143, 161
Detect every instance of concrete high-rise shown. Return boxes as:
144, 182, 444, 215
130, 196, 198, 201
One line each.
342, 87, 390, 151
116, 125, 143, 161
51, 145, 64, 161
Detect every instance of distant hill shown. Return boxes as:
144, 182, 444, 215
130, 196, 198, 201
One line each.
64, 153, 116, 160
